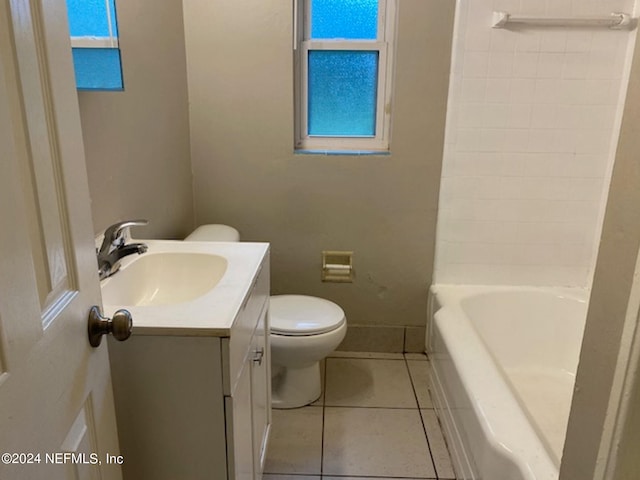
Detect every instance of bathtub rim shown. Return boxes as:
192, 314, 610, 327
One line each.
428, 284, 589, 366
432, 284, 588, 310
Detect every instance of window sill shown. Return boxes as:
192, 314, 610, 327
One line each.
294, 149, 391, 156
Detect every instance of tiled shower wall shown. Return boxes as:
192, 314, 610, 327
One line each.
434, 0, 637, 286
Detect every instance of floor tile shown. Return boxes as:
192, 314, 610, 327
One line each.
264, 406, 323, 475
323, 407, 436, 478
407, 360, 434, 408
405, 352, 429, 361
330, 351, 405, 360
421, 409, 456, 479
325, 358, 417, 408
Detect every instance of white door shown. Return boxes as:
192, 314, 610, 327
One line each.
0, 2, 122, 480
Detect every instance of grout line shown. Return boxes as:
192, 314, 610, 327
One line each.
320, 358, 327, 476
327, 353, 404, 360
405, 356, 440, 480
317, 475, 438, 479
403, 326, 407, 352
330, 354, 406, 360
264, 473, 438, 479
404, 356, 429, 363
323, 405, 429, 410
264, 473, 320, 477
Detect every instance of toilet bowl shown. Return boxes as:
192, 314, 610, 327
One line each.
270, 294, 346, 408
184, 224, 347, 409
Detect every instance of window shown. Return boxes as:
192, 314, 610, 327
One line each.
295, 0, 396, 152
66, 0, 124, 91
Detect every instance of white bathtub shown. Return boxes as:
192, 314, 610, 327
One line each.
427, 285, 588, 480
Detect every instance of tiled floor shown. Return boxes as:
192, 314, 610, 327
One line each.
263, 352, 456, 480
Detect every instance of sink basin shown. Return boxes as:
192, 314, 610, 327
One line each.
101, 252, 228, 307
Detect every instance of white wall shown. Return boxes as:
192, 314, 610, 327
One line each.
434, 0, 636, 286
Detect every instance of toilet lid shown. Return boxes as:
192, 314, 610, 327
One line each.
184, 224, 240, 242
270, 295, 346, 336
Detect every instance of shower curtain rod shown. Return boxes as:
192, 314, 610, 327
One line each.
492, 11, 635, 30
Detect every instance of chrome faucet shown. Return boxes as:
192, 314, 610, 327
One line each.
97, 219, 149, 280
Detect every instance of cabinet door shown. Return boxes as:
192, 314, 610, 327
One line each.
226, 360, 254, 480
251, 303, 272, 476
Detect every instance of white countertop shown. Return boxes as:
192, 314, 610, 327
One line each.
101, 240, 269, 336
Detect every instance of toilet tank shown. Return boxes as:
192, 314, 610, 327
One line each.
185, 224, 240, 242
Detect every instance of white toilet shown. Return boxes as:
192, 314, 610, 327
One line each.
185, 225, 347, 409
269, 294, 346, 408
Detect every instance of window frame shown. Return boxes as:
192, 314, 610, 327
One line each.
294, 0, 397, 152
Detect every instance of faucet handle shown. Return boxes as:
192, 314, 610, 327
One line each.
102, 219, 148, 249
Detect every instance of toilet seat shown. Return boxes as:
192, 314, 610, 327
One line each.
270, 295, 345, 336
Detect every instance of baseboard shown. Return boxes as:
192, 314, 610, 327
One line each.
336, 324, 427, 353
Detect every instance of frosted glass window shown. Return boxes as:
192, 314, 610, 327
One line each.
66, 0, 123, 91
296, 0, 395, 150
72, 48, 123, 91
311, 0, 378, 40
67, 0, 118, 37
308, 50, 378, 136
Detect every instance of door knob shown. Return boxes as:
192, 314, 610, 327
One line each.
88, 306, 132, 347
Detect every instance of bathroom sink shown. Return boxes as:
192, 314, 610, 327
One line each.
101, 252, 228, 307
98, 240, 268, 336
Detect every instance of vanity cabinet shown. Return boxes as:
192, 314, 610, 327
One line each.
224, 260, 271, 480
107, 252, 271, 480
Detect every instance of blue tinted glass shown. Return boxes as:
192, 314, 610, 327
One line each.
308, 50, 378, 136
67, 0, 111, 37
72, 48, 123, 90
311, 0, 378, 40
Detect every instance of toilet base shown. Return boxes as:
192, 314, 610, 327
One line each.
271, 362, 321, 409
